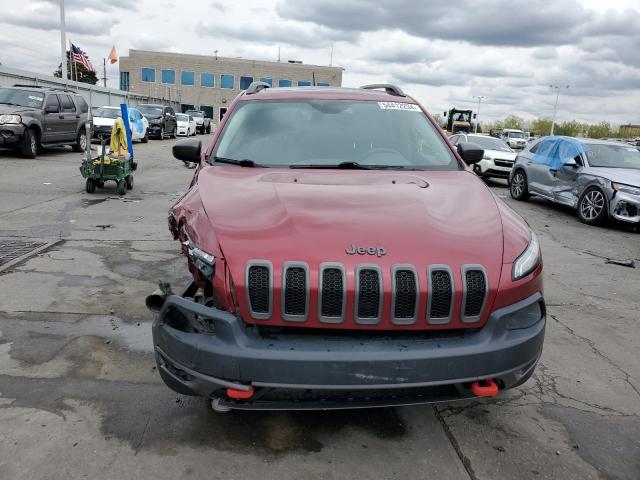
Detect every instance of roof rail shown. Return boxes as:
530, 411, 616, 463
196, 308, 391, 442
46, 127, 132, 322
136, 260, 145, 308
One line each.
13, 84, 76, 94
360, 84, 406, 97
245, 81, 271, 95
13, 84, 46, 89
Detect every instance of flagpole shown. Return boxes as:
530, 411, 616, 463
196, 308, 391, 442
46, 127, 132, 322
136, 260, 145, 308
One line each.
59, 0, 67, 81
103, 58, 107, 88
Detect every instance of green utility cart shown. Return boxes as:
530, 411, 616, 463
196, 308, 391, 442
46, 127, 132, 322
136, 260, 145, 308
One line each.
80, 103, 137, 196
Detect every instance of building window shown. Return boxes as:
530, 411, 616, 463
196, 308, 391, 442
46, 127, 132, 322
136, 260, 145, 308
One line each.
161, 69, 175, 84
181, 71, 195, 86
298, 80, 311, 87
200, 105, 214, 120
201, 72, 215, 88
141, 67, 155, 83
317, 82, 330, 87
221, 74, 234, 89
260, 77, 272, 86
240, 76, 253, 90
279, 79, 292, 87
120, 71, 130, 91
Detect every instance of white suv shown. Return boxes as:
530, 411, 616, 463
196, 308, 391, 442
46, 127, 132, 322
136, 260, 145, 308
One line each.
450, 133, 516, 179
502, 129, 527, 149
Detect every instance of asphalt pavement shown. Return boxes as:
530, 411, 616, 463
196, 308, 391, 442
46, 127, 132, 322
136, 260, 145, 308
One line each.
0, 139, 638, 480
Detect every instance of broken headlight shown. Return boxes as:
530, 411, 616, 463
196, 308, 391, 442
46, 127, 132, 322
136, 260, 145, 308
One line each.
612, 182, 640, 196
512, 232, 541, 281
182, 239, 215, 278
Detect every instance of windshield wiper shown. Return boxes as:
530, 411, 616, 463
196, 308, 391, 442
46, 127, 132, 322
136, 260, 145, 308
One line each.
0, 102, 19, 106
212, 156, 256, 167
291, 161, 372, 170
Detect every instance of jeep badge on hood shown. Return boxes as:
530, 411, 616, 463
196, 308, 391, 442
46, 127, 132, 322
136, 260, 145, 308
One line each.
345, 244, 387, 257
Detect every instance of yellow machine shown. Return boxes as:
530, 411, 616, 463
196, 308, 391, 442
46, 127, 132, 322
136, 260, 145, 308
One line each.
443, 108, 474, 135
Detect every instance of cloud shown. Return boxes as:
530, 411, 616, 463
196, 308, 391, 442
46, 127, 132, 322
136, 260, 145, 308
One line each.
1, 3, 117, 35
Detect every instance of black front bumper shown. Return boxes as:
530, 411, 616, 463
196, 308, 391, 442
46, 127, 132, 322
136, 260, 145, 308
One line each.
152, 284, 545, 410
0, 124, 26, 147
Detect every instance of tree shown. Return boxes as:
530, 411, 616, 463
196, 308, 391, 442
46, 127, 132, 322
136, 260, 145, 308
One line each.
531, 118, 553, 136
555, 120, 584, 137
432, 113, 445, 128
587, 121, 612, 139
54, 51, 98, 85
503, 115, 524, 130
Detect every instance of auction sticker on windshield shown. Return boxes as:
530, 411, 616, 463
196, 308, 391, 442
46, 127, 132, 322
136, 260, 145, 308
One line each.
378, 102, 421, 112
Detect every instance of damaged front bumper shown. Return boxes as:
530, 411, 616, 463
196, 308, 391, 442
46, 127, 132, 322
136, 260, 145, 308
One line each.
151, 282, 546, 410
610, 190, 640, 224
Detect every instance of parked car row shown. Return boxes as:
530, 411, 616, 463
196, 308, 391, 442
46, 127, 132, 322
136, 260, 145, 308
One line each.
92, 106, 149, 143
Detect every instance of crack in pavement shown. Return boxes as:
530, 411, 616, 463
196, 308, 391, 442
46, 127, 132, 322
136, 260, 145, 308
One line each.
549, 314, 640, 401
433, 406, 477, 480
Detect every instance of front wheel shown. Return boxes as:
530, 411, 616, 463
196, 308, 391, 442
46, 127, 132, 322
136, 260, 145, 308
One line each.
206, 124, 211, 134
116, 179, 127, 196
158, 127, 164, 140
577, 187, 608, 225
510, 170, 530, 201
125, 175, 134, 190
86, 178, 96, 193
141, 130, 149, 143
72, 129, 87, 152
20, 128, 38, 158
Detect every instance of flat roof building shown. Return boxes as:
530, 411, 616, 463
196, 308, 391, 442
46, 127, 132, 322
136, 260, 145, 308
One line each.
119, 49, 343, 123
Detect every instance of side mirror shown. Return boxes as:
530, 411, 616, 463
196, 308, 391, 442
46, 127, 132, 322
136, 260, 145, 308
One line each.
457, 142, 484, 165
564, 158, 579, 167
173, 138, 201, 163
45, 105, 59, 113
443, 111, 447, 117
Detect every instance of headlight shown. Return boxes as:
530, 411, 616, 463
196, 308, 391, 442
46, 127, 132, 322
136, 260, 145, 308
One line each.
612, 182, 640, 196
0, 114, 22, 124
182, 240, 215, 277
512, 232, 541, 280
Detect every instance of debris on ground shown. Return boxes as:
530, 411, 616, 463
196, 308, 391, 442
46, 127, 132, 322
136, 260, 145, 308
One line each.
605, 259, 635, 268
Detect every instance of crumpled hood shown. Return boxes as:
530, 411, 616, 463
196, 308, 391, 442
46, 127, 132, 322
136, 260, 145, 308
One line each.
584, 167, 640, 187
196, 167, 506, 285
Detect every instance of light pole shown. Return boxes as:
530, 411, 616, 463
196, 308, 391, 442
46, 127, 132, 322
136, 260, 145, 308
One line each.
549, 85, 569, 136
59, 0, 67, 81
472, 95, 487, 133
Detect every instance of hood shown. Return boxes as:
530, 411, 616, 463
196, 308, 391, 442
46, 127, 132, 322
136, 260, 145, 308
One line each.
0, 104, 35, 114
144, 114, 163, 121
93, 116, 116, 127
485, 149, 517, 160
584, 167, 640, 187
177, 120, 189, 126
196, 168, 506, 290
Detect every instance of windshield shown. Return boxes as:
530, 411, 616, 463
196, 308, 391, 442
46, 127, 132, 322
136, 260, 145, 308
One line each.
186, 110, 203, 117
0, 88, 44, 108
213, 100, 458, 170
138, 105, 163, 116
468, 136, 512, 152
507, 131, 525, 139
176, 114, 189, 122
93, 107, 119, 119
453, 112, 470, 122
585, 143, 640, 169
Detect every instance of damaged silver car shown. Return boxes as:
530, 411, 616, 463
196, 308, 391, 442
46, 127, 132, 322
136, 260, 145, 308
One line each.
509, 136, 640, 227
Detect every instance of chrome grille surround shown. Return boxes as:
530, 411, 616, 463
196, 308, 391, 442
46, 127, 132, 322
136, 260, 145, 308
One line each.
281, 261, 310, 322
390, 264, 419, 325
460, 264, 488, 323
427, 264, 455, 325
318, 262, 347, 324
245, 260, 273, 320
354, 264, 383, 325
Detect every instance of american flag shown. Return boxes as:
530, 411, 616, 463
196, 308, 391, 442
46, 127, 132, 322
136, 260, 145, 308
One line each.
71, 43, 95, 72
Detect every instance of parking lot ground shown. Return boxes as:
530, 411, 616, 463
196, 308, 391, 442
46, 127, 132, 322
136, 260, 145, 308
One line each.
0, 141, 638, 480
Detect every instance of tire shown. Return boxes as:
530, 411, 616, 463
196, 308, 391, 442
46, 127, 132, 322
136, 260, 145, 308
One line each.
158, 127, 164, 140
96, 180, 104, 189
577, 187, 608, 225
206, 124, 211, 134
72, 129, 87, 152
141, 130, 149, 143
20, 128, 38, 158
125, 175, 134, 190
171, 127, 177, 139
85, 178, 96, 193
116, 179, 127, 196
510, 170, 530, 201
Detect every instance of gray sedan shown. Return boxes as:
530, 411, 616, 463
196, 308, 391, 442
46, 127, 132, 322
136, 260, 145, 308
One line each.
509, 137, 640, 226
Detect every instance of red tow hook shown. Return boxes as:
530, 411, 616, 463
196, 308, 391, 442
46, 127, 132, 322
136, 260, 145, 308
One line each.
471, 378, 499, 397
226, 386, 254, 400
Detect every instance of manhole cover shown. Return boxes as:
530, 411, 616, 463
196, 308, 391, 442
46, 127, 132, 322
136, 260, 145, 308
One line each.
0, 239, 59, 272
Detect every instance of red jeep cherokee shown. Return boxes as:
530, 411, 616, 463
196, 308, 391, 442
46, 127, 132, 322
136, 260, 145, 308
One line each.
148, 83, 545, 411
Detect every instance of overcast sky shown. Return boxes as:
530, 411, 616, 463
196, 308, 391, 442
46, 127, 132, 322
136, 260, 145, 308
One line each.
2, 0, 639, 124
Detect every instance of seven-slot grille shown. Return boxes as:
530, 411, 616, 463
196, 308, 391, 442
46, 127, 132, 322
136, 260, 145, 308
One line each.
245, 262, 488, 325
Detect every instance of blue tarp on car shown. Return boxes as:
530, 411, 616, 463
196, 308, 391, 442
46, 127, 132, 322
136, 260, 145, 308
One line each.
531, 136, 585, 170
